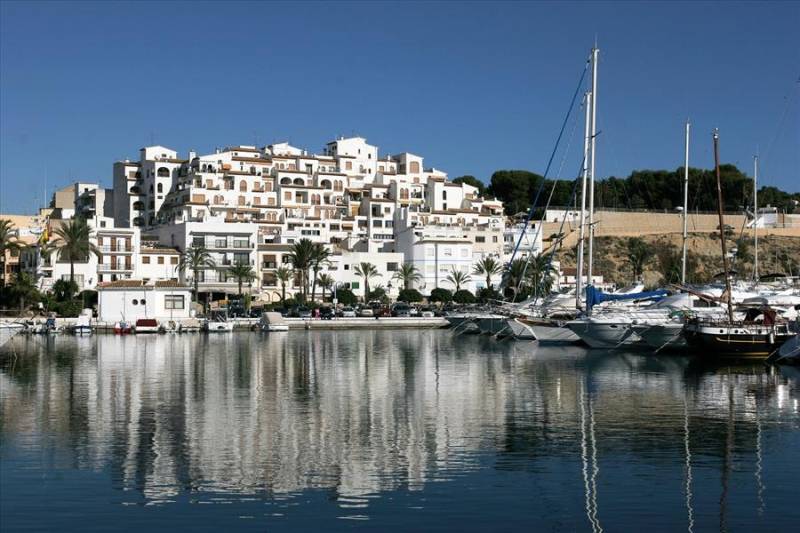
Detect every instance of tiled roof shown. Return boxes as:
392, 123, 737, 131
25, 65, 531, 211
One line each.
98, 280, 145, 288
155, 280, 188, 288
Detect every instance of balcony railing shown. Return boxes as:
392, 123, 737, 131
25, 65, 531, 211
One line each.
99, 245, 133, 253
261, 262, 277, 269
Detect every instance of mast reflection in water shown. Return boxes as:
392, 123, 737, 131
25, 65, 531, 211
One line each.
2, 331, 799, 531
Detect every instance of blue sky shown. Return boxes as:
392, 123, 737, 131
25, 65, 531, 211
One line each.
1, 1, 798, 214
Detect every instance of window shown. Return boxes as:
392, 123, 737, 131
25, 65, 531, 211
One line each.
344, 264, 350, 270
492, 236, 498, 243
215, 238, 227, 248
284, 191, 291, 200
233, 238, 249, 248
158, 256, 164, 264
157, 183, 163, 193
132, 299, 138, 305
351, 281, 359, 289
164, 295, 185, 310
192, 236, 204, 247
475, 236, 486, 243
170, 257, 178, 265
142, 256, 151, 264
387, 262, 398, 272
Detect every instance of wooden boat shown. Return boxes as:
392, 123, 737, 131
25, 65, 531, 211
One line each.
684, 307, 798, 357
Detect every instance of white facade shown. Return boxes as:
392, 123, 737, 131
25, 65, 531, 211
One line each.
97, 281, 192, 322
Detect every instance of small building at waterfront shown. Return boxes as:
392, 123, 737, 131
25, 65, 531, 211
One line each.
97, 279, 192, 323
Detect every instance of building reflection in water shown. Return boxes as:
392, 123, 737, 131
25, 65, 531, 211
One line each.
1, 331, 799, 525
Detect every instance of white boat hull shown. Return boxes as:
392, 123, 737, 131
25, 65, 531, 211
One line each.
205, 322, 234, 332
0, 324, 25, 348
527, 321, 581, 343
567, 321, 642, 349
634, 323, 687, 350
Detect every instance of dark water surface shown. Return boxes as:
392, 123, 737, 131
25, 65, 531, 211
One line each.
1, 330, 799, 532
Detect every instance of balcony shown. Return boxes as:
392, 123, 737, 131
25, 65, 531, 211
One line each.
99, 245, 133, 253
261, 261, 277, 269
99, 263, 133, 272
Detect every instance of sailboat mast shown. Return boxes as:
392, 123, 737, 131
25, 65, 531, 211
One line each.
753, 155, 759, 281
576, 91, 592, 310
713, 129, 734, 322
681, 121, 690, 284
587, 47, 599, 289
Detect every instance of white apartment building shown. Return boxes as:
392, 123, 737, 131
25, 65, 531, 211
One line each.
18, 135, 528, 303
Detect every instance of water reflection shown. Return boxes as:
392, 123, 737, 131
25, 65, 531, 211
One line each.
2, 331, 799, 530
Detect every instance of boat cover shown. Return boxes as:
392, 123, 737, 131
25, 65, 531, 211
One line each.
585, 285, 669, 312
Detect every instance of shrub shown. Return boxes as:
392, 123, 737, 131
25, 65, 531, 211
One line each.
334, 287, 358, 306
397, 288, 423, 303
476, 287, 502, 303
429, 287, 453, 303
452, 289, 476, 304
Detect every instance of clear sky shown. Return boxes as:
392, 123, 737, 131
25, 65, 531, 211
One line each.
1, 0, 798, 214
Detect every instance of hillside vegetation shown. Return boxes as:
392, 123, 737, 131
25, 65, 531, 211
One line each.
455, 166, 800, 217
554, 233, 800, 289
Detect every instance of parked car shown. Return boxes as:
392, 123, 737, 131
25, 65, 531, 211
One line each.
419, 306, 436, 318
319, 307, 335, 320
359, 307, 374, 317
290, 306, 312, 318
409, 306, 419, 317
340, 306, 357, 318
391, 304, 412, 318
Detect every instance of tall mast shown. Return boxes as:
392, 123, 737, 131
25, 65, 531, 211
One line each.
681, 121, 690, 284
753, 155, 759, 281
576, 91, 592, 310
713, 129, 734, 323
587, 47, 599, 291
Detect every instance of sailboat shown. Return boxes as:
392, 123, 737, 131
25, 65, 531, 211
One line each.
683, 130, 799, 357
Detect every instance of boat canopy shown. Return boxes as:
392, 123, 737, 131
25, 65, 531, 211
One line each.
585, 285, 669, 311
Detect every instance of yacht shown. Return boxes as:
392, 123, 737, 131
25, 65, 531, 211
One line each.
0, 322, 25, 348
204, 311, 234, 332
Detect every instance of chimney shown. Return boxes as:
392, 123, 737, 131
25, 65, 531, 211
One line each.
188, 150, 197, 161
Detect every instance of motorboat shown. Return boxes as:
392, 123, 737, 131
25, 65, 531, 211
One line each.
204, 311, 234, 332
114, 321, 132, 334
511, 317, 581, 343
178, 318, 202, 333
770, 333, 800, 365
260, 312, 289, 332
0, 322, 25, 348
72, 309, 93, 335
134, 319, 160, 333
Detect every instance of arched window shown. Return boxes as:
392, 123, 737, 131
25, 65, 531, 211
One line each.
280, 177, 291, 185
157, 183, 163, 193
157, 167, 170, 177
293, 178, 304, 186
238, 196, 246, 206
321, 179, 332, 190
239, 180, 247, 192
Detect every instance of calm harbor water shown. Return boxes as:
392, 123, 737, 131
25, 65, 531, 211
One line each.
1, 330, 799, 532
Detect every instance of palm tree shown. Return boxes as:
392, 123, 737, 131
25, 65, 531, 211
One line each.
0, 219, 23, 287
177, 246, 216, 304
527, 254, 554, 299
228, 261, 256, 303
275, 266, 292, 304
625, 237, 654, 282
354, 262, 381, 303
51, 218, 101, 285
445, 267, 471, 292
288, 238, 315, 301
503, 258, 529, 302
393, 263, 422, 290
318, 273, 334, 301
11, 272, 38, 314
473, 256, 502, 289
309, 243, 331, 302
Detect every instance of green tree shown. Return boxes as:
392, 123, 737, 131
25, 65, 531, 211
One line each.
452, 289, 476, 304
429, 287, 453, 303
445, 267, 471, 292
527, 254, 554, 299
52, 279, 78, 302
309, 243, 331, 302
625, 237, 654, 282
288, 238, 315, 301
503, 258, 530, 302
177, 246, 216, 304
227, 261, 256, 304
51, 218, 101, 285
318, 273, 334, 301
354, 262, 381, 303
275, 266, 292, 304
452, 175, 486, 196
0, 219, 23, 288
334, 285, 358, 306
397, 288, 423, 303
10, 272, 39, 314
473, 256, 502, 289
393, 263, 422, 290
368, 285, 388, 302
